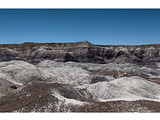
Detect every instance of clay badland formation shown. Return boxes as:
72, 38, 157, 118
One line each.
0, 41, 160, 112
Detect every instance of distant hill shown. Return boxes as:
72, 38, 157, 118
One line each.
0, 41, 159, 66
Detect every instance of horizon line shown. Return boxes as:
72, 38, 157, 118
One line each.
0, 41, 160, 46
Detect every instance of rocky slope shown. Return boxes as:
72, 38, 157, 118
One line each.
0, 42, 160, 66
0, 42, 160, 112
0, 80, 160, 112
0, 59, 159, 112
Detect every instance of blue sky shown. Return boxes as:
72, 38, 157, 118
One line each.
0, 9, 160, 45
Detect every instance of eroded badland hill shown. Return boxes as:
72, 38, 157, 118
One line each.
0, 42, 160, 112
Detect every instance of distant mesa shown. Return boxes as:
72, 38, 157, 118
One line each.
0, 41, 159, 66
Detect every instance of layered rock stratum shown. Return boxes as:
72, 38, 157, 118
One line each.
0, 41, 160, 66
0, 42, 160, 112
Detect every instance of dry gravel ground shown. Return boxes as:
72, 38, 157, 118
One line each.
0, 82, 92, 112
0, 78, 16, 97
0, 81, 159, 112
70, 100, 160, 112
0, 60, 160, 112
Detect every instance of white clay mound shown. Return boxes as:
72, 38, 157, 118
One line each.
40, 65, 92, 86
0, 60, 92, 86
0, 60, 55, 85
77, 76, 160, 102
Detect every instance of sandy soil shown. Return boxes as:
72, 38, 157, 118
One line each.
0, 78, 16, 97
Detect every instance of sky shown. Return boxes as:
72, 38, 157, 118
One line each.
0, 9, 160, 45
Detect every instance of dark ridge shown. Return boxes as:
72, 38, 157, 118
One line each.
0, 41, 159, 65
